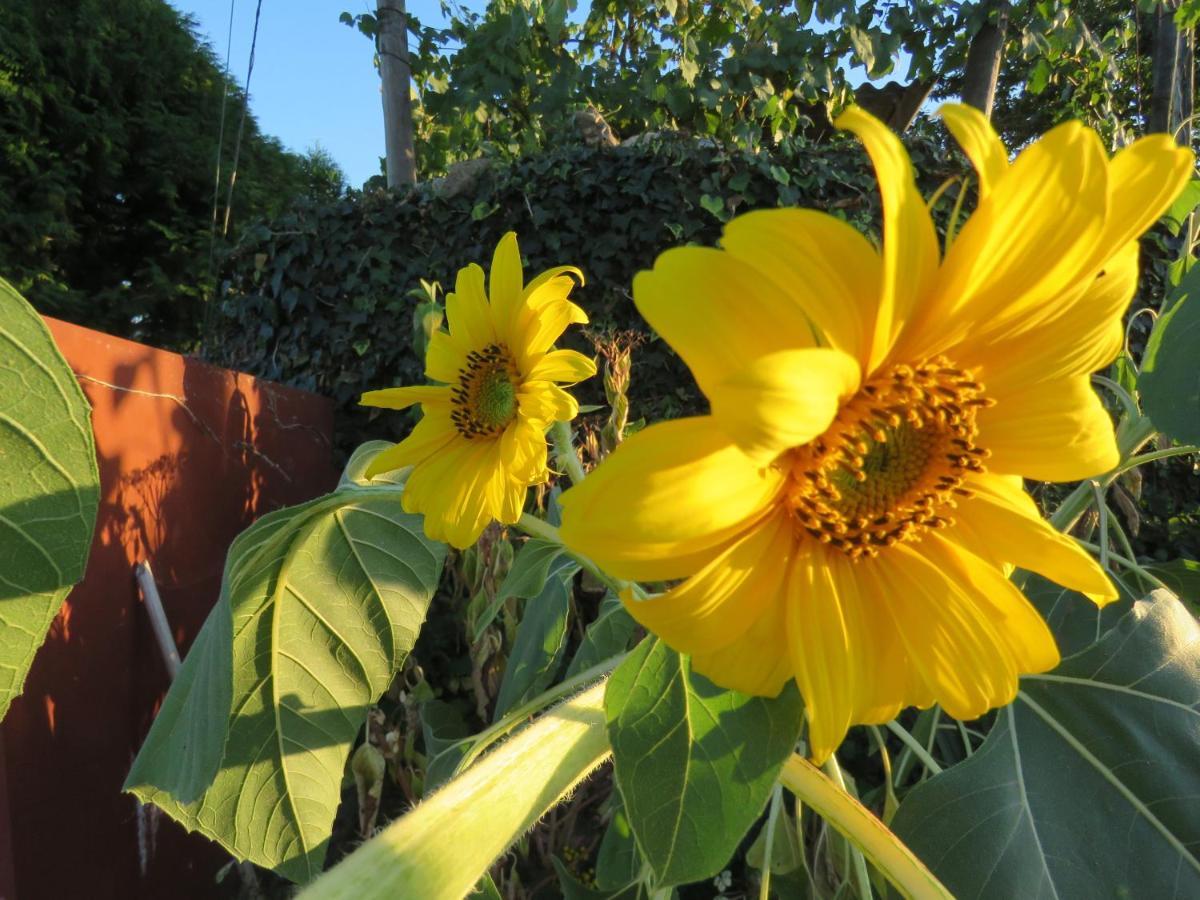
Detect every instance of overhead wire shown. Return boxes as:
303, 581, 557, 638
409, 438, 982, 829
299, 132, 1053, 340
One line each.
222, 0, 265, 238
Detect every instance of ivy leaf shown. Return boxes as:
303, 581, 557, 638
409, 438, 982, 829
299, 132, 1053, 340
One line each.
605, 638, 804, 889
699, 193, 726, 220
891, 591, 1200, 898
0, 278, 100, 719
125, 442, 447, 883
1140, 278, 1200, 444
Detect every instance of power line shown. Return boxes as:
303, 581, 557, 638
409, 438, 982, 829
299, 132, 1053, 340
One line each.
222, 0, 265, 238
207, 0, 237, 273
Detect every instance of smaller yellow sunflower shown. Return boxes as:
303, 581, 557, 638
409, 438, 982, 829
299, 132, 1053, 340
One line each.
361, 233, 596, 548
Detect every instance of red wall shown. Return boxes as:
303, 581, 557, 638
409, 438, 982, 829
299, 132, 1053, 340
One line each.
1, 319, 338, 899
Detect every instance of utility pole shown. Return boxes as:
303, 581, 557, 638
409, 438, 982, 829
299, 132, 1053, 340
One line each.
377, 0, 416, 187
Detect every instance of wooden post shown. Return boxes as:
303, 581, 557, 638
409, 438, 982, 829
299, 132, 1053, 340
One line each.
961, 0, 1010, 118
377, 0, 416, 187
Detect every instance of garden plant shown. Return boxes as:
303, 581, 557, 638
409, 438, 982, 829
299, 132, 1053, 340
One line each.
4, 82, 1200, 900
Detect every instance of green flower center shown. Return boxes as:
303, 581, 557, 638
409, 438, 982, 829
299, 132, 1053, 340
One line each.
450, 343, 519, 438
787, 357, 993, 559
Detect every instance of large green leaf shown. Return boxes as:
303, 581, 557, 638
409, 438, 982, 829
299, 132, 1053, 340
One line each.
491, 567, 573, 721
606, 638, 804, 889
891, 590, 1200, 899
0, 277, 99, 719
125, 443, 447, 883
1140, 278, 1200, 444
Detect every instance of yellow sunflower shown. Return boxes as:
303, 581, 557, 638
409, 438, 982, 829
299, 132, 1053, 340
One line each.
559, 105, 1194, 762
362, 232, 596, 549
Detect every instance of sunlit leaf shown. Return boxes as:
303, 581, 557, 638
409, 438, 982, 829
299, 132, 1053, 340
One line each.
0, 278, 99, 720
892, 590, 1200, 898
606, 638, 803, 889
125, 442, 447, 883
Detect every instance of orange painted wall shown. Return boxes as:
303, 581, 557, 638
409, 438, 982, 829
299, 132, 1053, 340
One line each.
1, 319, 338, 899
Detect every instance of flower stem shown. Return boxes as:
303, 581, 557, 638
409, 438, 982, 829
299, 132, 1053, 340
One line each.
515, 512, 646, 600
884, 720, 944, 776
551, 419, 588, 486
822, 756, 873, 900
1049, 443, 1200, 534
301, 682, 611, 900
780, 755, 953, 900
451, 655, 624, 775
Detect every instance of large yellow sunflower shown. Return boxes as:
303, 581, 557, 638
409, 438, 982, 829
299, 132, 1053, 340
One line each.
559, 105, 1194, 762
362, 233, 596, 548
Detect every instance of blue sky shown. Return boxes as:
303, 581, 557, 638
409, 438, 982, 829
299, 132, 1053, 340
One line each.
169, 0, 458, 188
169, 2, 905, 189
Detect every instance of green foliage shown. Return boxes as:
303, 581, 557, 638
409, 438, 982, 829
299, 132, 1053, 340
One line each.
1140, 267, 1200, 445
339, 0, 976, 178
491, 567, 573, 720
125, 442, 447, 883
605, 638, 804, 890
209, 130, 954, 457
0, 278, 99, 720
891, 590, 1200, 898
0, 0, 328, 348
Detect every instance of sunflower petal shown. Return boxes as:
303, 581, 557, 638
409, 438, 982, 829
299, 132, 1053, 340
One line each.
404, 439, 499, 549
939, 103, 1008, 199
425, 330, 468, 383
689, 596, 793, 698
364, 408, 457, 477
786, 546, 866, 763
720, 208, 882, 365
632, 246, 819, 399
871, 544, 1019, 722
525, 349, 597, 385
925, 535, 1061, 674
954, 474, 1118, 605
979, 375, 1118, 481
489, 232, 525, 342
620, 511, 793, 655
558, 417, 784, 581
835, 106, 940, 371
912, 120, 1108, 360
1102, 134, 1195, 255
708, 347, 861, 463
970, 241, 1138, 393
447, 262, 496, 349
360, 385, 452, 411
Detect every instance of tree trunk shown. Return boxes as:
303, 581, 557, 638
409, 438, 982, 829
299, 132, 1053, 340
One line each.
378, 0, 416, 187
961, 0, 1010, 118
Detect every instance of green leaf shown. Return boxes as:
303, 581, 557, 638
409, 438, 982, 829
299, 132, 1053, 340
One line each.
1141, 279, 1200, 444
0, 277, 99, 720
699, 193, 726, 220
565, 594, 638, 679
596, 798, 641, 890
1021, 572, 1131, 657
491, 568, 572, 721
125, 442, 447, 883
551, 857, 650, 899
1144, 559, 1200, 613
891, 590, 1200, 898
473, 538, 578, 641
606, 638, 804, 889
1162, 178, 1200, 235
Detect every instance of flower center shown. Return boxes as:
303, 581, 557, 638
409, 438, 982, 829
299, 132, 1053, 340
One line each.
450, 343, 519, 438
786, 357, 993, 559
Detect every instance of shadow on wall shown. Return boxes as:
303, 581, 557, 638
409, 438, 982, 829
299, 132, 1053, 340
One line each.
0, 318, 337, 900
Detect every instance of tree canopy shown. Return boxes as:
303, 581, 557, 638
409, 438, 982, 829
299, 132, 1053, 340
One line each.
0, 0, 345, 348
